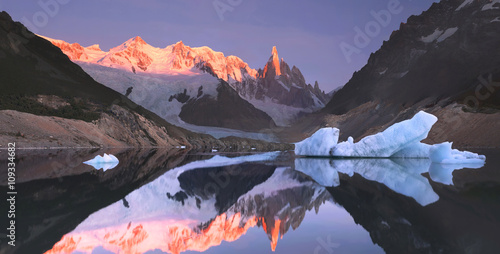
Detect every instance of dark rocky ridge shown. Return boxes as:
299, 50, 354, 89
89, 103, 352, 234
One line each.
325, 0, 500, 115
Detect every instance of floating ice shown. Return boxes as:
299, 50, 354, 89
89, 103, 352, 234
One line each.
429, 142, 486, 164
83, 153, 119, 171
295, 128, 339, 157
295, 111, 486, 163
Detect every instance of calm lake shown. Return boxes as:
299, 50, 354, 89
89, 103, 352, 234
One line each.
1, 148, 499, 254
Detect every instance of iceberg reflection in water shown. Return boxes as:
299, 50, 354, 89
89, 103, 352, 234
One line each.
295, 158, 485, 206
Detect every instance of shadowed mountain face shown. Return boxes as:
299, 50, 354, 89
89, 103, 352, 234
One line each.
176, 163, 277, 213
325, 0, 500, 115
0, 12, 123, 105
179, 81, 277, 131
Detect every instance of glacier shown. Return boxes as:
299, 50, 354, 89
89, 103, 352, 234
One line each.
295, 111, 486, 163
78, 63, 278, 141
83, 153, 119, 171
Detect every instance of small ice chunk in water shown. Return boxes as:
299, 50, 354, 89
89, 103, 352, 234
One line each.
83, 153, 119, 171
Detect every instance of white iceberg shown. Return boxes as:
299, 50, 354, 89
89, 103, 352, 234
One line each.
294, 128, 339, 157
83, 153, 119, 171
428, 142, 486, 164
295, 111, 486, 163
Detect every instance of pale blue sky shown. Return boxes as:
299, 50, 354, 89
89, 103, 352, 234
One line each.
1, 0, 438, 92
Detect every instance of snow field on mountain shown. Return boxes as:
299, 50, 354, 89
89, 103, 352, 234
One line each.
82, 63, 280, 140
247, 97, 316, 126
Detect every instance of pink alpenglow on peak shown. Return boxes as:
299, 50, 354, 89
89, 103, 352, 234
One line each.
86, 44, 102, 51
263, 46, 281, 78
41, 35, 258, 82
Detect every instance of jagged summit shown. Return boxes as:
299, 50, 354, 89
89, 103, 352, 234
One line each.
86, 44, 101, 51
111, 36, 151, 52
171, 40, 190, 53
174, 40, 184, 46
133, 36, 146, 44
272, 46, 278, 56
263, 46, 281, 77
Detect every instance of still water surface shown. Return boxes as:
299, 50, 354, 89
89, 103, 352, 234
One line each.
3, 149, 500, 254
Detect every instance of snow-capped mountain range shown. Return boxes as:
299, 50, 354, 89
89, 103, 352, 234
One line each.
42, 35, 331, 131
43, 35, 257, 81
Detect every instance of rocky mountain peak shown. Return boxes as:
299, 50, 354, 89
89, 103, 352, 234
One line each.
173, 40, 185, 49
291, 66, 306, 87
132, 36, 146, 45
117, 36, 148, 51
86, 44, 102, 51
263, 46, 281, 78
272, 46, 278, 57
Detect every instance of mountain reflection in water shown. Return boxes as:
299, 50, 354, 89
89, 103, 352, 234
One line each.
46, 153, 332, 254
14, 149, 498, 254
